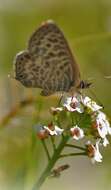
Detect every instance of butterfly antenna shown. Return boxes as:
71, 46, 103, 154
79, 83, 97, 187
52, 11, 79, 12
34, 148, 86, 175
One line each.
88, 88, 104, 108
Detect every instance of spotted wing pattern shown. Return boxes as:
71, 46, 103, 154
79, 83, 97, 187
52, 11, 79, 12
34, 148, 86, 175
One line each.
14, 20, 81, 96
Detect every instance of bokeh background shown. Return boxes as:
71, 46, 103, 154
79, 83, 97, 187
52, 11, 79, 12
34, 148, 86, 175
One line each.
0, 0, 111, 190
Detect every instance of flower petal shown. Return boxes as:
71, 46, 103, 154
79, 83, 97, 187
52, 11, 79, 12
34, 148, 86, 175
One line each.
103, 137, 109, 147
96, 111, 111, 140
63, 96, 84, 113
82, 96, 102, 111
54, 126, 64, 135
44, 125, 64, 136
70, 126, 84, 140
86, 140, 102, 163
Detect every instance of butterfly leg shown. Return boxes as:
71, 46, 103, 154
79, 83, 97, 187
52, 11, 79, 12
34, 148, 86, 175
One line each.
57, 92, 64, 106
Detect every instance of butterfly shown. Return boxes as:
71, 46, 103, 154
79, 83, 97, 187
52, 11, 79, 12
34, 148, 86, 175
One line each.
13, 20, 90, 96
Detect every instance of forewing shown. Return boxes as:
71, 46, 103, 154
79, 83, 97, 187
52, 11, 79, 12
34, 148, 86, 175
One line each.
27, 20, 81, 95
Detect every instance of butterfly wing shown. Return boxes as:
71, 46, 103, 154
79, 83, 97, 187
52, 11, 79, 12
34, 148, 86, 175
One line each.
14, 20, 81, 95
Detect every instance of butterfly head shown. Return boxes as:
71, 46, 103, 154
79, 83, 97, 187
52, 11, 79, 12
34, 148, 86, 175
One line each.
78, 80, 92, 89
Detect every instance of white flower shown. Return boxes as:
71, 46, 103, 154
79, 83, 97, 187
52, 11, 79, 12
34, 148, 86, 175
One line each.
82, 96, 102, 112
103, 137, 109, 147
63, 95, 84, 113
96, 111, 111, 146
87, 140, 102, 163
92, 141, 103, 163
44, 125, 64, 136
96, 111, 111, 135
70, 125, 84, 140
54, 126, 64, 135
34, 124, 49, 139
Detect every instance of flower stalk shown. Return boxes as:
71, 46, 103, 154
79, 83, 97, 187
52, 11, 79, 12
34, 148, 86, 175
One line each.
59, 152, 86, 158
32, 135, 69, 190
65, 143, 86, 151
41, 140, 51, 161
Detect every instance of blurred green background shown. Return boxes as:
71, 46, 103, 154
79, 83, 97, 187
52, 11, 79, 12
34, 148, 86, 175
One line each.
0, 0, 111, 190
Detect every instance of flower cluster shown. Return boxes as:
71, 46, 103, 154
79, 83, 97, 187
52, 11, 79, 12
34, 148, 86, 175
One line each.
35, 93, 111, 164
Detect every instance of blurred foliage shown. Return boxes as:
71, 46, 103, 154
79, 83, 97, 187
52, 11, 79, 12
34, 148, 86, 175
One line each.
0, 0, 111, 190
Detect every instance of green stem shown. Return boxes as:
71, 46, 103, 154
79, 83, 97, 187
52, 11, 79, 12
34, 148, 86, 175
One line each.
60, 152, 86, 158
50, 136, 56, 151
65, 144, 86, 151
41, 140, 51, 161
32, 135, 69, 190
